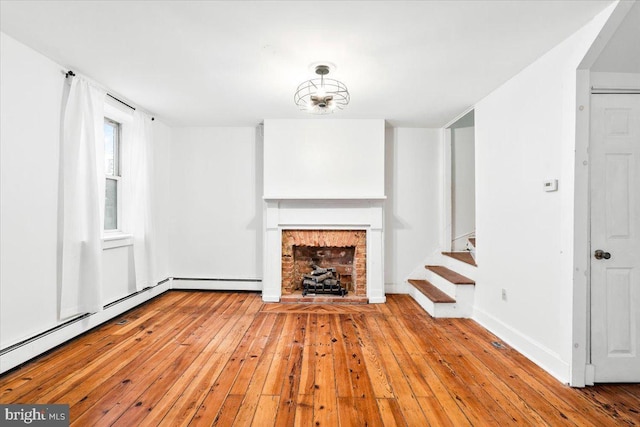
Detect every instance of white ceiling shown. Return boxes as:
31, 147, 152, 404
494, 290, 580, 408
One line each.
0, 0, 614, 127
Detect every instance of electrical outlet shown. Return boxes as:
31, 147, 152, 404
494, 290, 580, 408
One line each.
501, 289, 507, 301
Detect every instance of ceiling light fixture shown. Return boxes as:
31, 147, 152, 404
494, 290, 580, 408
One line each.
294, 64, 350, 114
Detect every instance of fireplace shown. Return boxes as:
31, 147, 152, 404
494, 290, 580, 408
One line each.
282, 230, 367, 297
262, 199, 385, 303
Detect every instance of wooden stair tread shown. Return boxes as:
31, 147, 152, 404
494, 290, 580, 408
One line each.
408, 279, 456, 303
442, 251, 477, 267
426, 265, 475, 285
468, 237, 476, 246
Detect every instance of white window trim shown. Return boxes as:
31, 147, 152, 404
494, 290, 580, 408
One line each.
103, 98, 133, 240
102, 233, 133, 249
104, 119, 122, 233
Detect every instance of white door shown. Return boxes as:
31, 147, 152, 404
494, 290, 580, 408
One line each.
590, 94, 640, 382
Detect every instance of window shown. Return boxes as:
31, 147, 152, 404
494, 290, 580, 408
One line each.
104, 118, 120, 231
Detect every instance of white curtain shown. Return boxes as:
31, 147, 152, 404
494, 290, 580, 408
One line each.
60, 78, 106, 319
126, 111, 157, 290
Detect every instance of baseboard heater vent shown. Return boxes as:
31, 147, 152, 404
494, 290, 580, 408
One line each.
491, 341, 507, 350
170, 277, 263, 292
103, 287, 151, 309
0, 313, 90, 356
0, 280, 168, 357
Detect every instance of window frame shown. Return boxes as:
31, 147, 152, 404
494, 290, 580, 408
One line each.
104, 117, 122, 234
102, 98, 134, 242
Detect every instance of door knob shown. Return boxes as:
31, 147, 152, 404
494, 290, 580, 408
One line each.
594, 249, 611, 260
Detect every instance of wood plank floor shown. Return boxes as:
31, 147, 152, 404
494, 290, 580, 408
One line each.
1, 291, 639, 426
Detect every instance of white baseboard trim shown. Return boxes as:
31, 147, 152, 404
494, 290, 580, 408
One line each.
171, 279, 262, 291
368, 296, 387, 304
0, 280, 171, 374
262, 294, 281, 303
385, 282, 409, 294
473, 307, 570, 384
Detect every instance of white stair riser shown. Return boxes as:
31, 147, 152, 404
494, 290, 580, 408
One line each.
409, 247, 478, 319
440, 255, 478, 280
408, 283, 474, 318
436, 303, 472, 318
423, 270, 459, 297
409, 287, 460, 318
423, 270, 475, 304
409, 286, 436, 315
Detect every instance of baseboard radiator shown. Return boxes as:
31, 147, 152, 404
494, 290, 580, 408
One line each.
0, 279, 171, 374
171, 277, 262, 291
0, 277, 263, 374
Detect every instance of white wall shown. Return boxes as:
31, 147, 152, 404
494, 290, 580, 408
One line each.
451, 126, 475, 250
0, 33, 172, 352
591, 1, 640, 74
263, 119, 385, 199
1, 32, 65, 348
384, 128, 442, 292
153, 120, 173, 281
473, 10, 611, 383
169, 123, 441, 294
169, 127, 262, 280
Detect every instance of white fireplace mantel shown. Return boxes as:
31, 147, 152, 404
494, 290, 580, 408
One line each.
262, 198, 386, 303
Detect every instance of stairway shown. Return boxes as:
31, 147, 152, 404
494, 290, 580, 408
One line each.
407, 237, 477, 318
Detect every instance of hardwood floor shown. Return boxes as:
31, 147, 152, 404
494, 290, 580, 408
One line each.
1, 291, 639, 426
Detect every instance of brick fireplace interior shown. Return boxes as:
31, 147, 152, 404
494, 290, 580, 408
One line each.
281, 230, 367, 297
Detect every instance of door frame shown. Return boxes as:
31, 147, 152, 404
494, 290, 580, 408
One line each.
571, 1, 637, 387
576, 85, 640, 385
571, 69, 593, 387
442, 107, 475, 253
